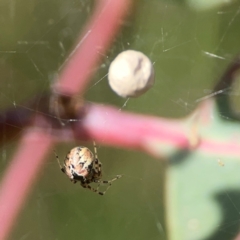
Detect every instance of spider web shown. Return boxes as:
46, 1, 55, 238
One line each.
0, 0, 240, 240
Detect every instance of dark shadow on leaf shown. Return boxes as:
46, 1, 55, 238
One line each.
169, 149, 192, 165
204, 190, 240, 240
214, 55, 240, 121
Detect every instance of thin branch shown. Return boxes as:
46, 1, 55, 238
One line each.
54, 0, 131, 96
0, 130, 54, 240
0, 1, 132, 240
72, 102, 240, 158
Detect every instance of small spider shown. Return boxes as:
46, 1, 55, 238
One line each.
55, 142, 121, 195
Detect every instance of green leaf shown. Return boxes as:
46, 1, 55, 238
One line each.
166, 56, 240, 239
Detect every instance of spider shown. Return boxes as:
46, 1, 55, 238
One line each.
55, 142, 121, 195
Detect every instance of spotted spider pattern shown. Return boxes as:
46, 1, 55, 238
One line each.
55, 142, 121, 195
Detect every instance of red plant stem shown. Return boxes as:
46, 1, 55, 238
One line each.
0, 130, 54, 240
74, 103, 240, 158
234, 233, 240, 240
78, 104, 189, 156
0, 0, 239, 237
54, 0, 131, 96
0, 1, 132, 239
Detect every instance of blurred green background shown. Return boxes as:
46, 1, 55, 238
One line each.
0, 0, 240, 239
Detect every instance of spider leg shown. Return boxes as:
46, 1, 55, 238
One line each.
80, 182, 105, 196
93, 141, 98, 160
80, 175, 122, 196
54, 150, 65, 173
94, 175, 122, 184
94, 175, 122, 195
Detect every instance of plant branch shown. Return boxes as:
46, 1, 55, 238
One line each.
54, 0, 131, 97
0, 130, 54, 240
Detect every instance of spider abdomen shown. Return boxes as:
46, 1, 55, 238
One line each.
55, 143, 121, 195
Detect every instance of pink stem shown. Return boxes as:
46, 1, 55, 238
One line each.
0, 130, 54, 240
73, 103, 240, 158
234, 233, 240, 240
54, 0, 131, 96
0, 1, 132, 239
78, 104, 189, 156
